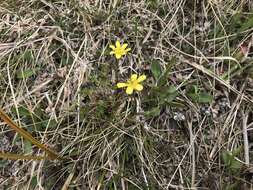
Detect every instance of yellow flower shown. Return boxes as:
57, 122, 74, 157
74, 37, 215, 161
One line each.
109, 40, 131, 59
117, 74, 146, 95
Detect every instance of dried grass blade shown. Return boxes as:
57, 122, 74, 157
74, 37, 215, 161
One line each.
0, 152, 54, 161
0, 108, 61, 160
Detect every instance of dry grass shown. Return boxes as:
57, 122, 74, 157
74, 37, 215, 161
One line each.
0, 0, 253, 189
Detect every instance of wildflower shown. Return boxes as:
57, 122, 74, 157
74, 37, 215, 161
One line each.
109, 40, 131, 59
117, 74, 146, 95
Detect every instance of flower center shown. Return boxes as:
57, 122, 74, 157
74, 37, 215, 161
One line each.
115, 47, 124, 55
128, 80, 138, 88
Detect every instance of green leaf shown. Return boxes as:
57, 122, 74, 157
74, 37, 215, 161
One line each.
223, 182, 240, 190
144, 107, 160, 118
187, 85, 212, 103
240, 15, 253, 32
232, 146, 242, 157
221, 150, 242, 174
30, 176, 38, 189
11, 106, 31, 117
146, 0, 159, 10
153, 85, 178, 104
230, 159, 242, 173
198, 93, 213, 103
166, 85, 177, 94
0, 159, 8, 167
16, 69, 37, 79
188, 85, 199, 94
222, 151, 232, 166
165, 86, 178, 103
24, 140, 32, 154
157, 57, 176, 87
23, 50, 34, 63
151, 61, 162, 81
187, 93, 198, 101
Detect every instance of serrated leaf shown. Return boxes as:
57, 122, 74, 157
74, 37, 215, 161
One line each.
221, 150, 242, 174
222, 151, 232, 166
232, 146, 242, 157
230, 159, 242, 173
151, 61, 162, 81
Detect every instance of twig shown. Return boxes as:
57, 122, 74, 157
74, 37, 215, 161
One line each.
188, 119, 196, 189
241, 110, 250, 165
61, 172, 75, 190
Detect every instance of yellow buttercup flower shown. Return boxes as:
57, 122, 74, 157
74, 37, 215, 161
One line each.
109, 40, 131, 59
117, 74, 146, 95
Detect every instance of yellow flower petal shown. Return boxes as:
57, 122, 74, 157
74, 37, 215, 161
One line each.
126, 86, 134, 94
131, 74, 138, 81
109, 45, 115, 50
137, 75, 146, 82
117, 83, 127, 88
135, 84, 143, 91
126, 48, 131, 52
110, 51, 115, 55
115, 53, 122, 59
116, 40, 121, 48
122, 43, 128, 49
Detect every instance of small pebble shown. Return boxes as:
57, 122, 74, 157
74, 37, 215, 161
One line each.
173, 112, 185, 121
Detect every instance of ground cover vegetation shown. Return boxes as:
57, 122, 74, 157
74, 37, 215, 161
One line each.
0, 0, 253, 189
